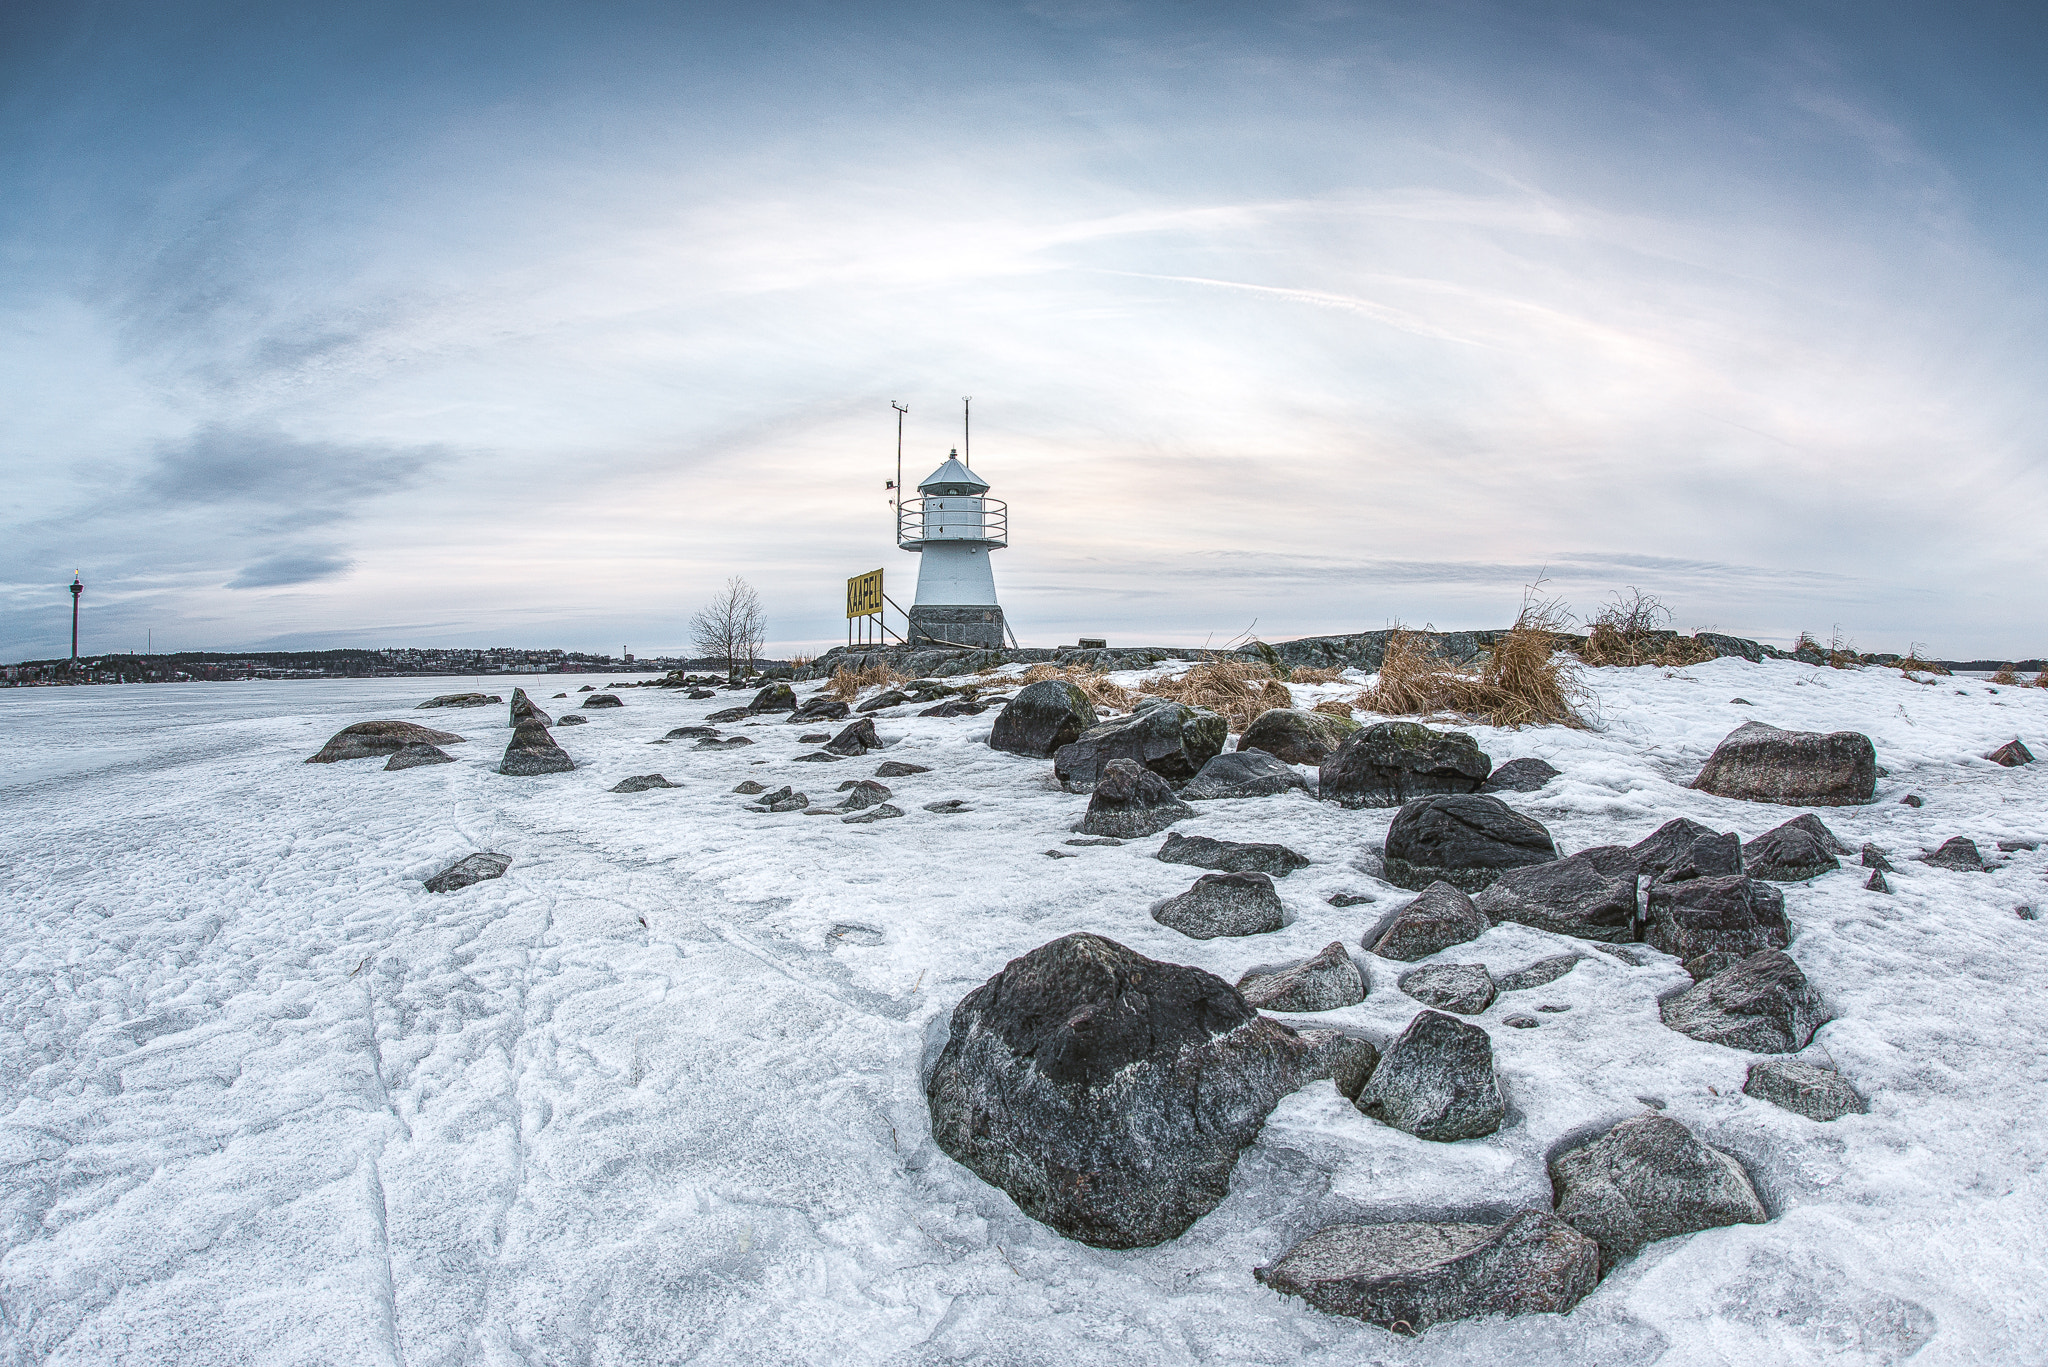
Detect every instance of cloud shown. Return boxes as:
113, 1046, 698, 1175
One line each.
226, 551, 355, 589
141, 423, 434, 514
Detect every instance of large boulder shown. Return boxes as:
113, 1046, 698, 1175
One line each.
1382, 795, 1559, 893
580, 693, 623, 709
1237, 708, 1361, 766
1054, 699, 1227, 792
791, 695, 850, 722
1237, 942, 1364, 1012
1074, 759, 1194, 838
1157, 831, 1309, 879
823, 718, 883, 755
508, 688, 552, 727
1397, 964, 1496, 1015
1480, 757, 1561, 793
1254, 1211, 1599, 1331
747, 682, 798, 714
424, 852, 511, 892
308, 720, 466, 764
1643, 876, 1789, 974
1689, 721, 1877, 806
1318, 722, 1491, 809
1368, 883, 1488, 961
1354, 1010, 1505, 1141
988, 680, 1099, 758
1549, 1115, 1768, 1272
1473, 851, 1639, 943
501, 720, 574, 776
1743, 1058, 1866, 1121
1742, 822, 1840, 882
1153, 872, 1286, 939
924, 933, 1312, 1248
385, 742, 456, 770
1628, 818, 1722, 881
1180, 750, 1310, 800
1660, 950, 1829, 1052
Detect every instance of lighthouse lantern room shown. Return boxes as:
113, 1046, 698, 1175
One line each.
897, 449, 1009, 648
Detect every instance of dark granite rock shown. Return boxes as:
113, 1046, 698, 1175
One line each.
1689, 721, 1877, 806
1778, 813, 1852, 855
1328, 891, 1377, 908
1481, 758, 1561, 793
799, 732, 831, 743
748, 683, 798, 713
1494, 955, 1582, 993
835, 779, 893, 811
1157, 831, 1310, 878
791, 695, 850, 722
1054, 699, 1228, 792
500, 721, 574, 776
1236, 707, 1362, 765
508, 688, 552, 727
763, 788, 809, 813
857, 689, 909, 713
1643, 875, 1789, 965
732, 780, 767, 794
919, 699, 989, 717
1744, 1058, 1866, 1121
1550, 1115, 1767, 1272
1292, 1029, 1380, 1099
694, 736, 753, 750
1368, 882, 1488, 962
1921, 837, 1985, 871
1628, 818, 1723, 882
1985, 739, 2035, 767
1865, 869, 1891, 893
988, 680, 1099, 758
1397, 963, 1496, 1015
793, 752, 843, 763
581, 693, 623, 709
1075, 759, 1194, 839
842, 803, 905, 824
665, 726, 719, 740
1901, 794, 1924, 807
924, 799, 970, 813
1742, 823, 1841, 881
1153, 871, 1286, 939
384, 742, 456, 770
1255, 1210, 1600, 1331
424, 852, 511, 893
416, 693, 495, 709
1180, 750, 1311, 800
1660, 950, 1829, 1053
1473, 851, 1639, 943
1382, 794, 1558, 893
1860, 843, 1893, 871
1237, 942, 1364, 1012
556, 714, 588, 727
308, 720, 467, 764
823, 718, 883, 755
875, 760, 931, 777
925, 933, 1312, 1248
1319, 722, 1491, 810
705, 707, 751, 723
1354, 1009, 1506, 1141
610, 774, 678, 792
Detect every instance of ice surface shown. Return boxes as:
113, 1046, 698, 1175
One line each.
1, 659, 2044, 1363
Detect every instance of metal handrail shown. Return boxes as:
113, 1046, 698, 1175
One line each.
897, 496, 1008, 548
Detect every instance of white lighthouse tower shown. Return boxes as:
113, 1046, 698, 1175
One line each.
898, 449, 1009, 648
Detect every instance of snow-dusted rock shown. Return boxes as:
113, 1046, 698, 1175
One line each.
1255, 1210, 1600, 1330
1660, 950, 1829, 1052
1075, 759, 1193, 838
1236, 707, 1360, 765
1053, 698, 1227, 792
1382, 794, 1559, 892
501, 721, 574, 775
1481, 757, 1561, 793
1550, 1115, 1768, 1272
1180, 750, 1310, 800
1237, 942, 1364, 1011
1473, 850, 1639, 942
1743, 822, 1841, 881
1157, 831, 1309, 878
1689, 720, 1877, 806
1368, 882, 1488, 961
610, 774, 677, 792
925, 932, 1312, 1248
1152, 871, 1285, 939
1921, 837, 1985, 871
988, 680, 1097, 758
1643, 874, 1789, 970
384, 741, 455, 770
1861, 842, 1893, 871
1354, 1010, 1505, 1141
1397, 963, 1496, 1015
1744, 1058, 1866, 1121
747, 683, 796, 713
1318, 722, 1491, 809
308, 719, 466, 763
705, 706, 751, 722
823, 718, 882, 755
423, 852, 510, 892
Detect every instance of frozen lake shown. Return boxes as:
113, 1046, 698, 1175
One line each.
1, 663, 2043, 1365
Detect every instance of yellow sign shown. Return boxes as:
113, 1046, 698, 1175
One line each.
846, 569, 884, 619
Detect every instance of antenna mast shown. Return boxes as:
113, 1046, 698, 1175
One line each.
891, 401, 908, 539
962, 395, 972, 468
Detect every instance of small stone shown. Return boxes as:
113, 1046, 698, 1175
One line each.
835, 779, 892, 811
1156, 831, 1310, 878
384, 742, 456, 770
1549, 1114, 1767, 1272
1985, 739, 2035, 767
1730, 697, 1753, 705
875, 760, 931, 777
665, 726, 718, 740
1921, 837, 1985, 871
919, 699, 988, 717
706, 707, 751, 723
1744, 1058, 1866, 1121
695, 736, 753, 750
856, 689, 908, 712
1354, 1009, 1505, 1141
2018, 905, 2040, 921
799, 732, 831, 743
581, 693, 623, 709
1368, 882, 1488, 962
1494, 955, 1581, 993
556, 714, 588, 727
1480, 758, 1561, 793
791, 696, 850, 722
1044, 849, 1078, 858
732, 780, 767, 794
1065, 836, 1124, 847
1327, 891, 1376, 907
1536, 1004, 1569, 1013
1152, 871, 1286, 939
1397, 963, 1496, 1015
1237, 942, 1365, 1012
1504, 1015, 1539, 1028
1865, 869, 1890, 893
610, 774, 678, 792
415, 692, 494, 709
1860, 843, 1893, 871
823, 718, 883, 755
424, 852, 511, 893
792, 752, 842, 763
842, 803, 905, 824
924, 799, 969, 813
1901, 794, 1924, 808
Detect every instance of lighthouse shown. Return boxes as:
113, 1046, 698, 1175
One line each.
898, 449, 1009, 648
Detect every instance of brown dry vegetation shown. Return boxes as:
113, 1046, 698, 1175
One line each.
1991, 665, 2022, 686
1576, 588, 1714, 667
1357, 606, 1589, 729
1312, 698, 1359, 719
1285, 665, 1349, 685
1017, 663, 1136, 710
1897, 650, 1951, 678
824, 659, 907, 700
1138, 657, 1293, 731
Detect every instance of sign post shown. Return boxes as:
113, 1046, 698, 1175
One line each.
847, 569, 886, 648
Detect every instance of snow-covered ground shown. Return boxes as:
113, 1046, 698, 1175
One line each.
1, 659, 2044, 1366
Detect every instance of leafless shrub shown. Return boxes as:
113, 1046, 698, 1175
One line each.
2032, 667, 2048, 688
690, 577, 767, 683
1897, 644, 1951, 678
1578, 588, 1713, 667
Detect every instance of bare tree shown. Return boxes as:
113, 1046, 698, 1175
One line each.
690, 576, 767, 682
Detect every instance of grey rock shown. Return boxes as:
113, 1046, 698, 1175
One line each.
1742, 823, 1840, 881
1689, 720, 1877, 806
1921, 836, 1985, 871
793, 752, 843, 763
509, 688, 552, 727
1288, 1028, 1380, 1099
988, 680, 1099, 758
1319, 722, 1492, 809
1628, 818, 1723, 882
1254, 1210, 1600, 1331
501, 720, 574, 776
556, 714, 588, 726
842, 803, 905, 824
1865, 869, 1891, 893
1652, 832, 1744, 883
1065, 836, 1124, 847
1153, 871, 1286, 939
1744, 1058, 1866, 1121
1550, 1115, 1767, 1272
1236, 707, 1362, 766
1503, 1015, 1539, 1028
308, 720, 466, 764
1054, 699, 1227, 791
924, 798, 970, 813
1181, 750, 1311, 800
1368, 882, 1488, 961
799, 732, 832, 743
415, 692, 496, 709
610, 773, 678, 792
581, 693, 623, 709
732, 780, 767, 794
1985, 739, 2035, 767
384, 742, 456, 770
835, 779, 893, 811
1473, 851, 1639, 943
1075, 759, 1195, 839
1237, 942, 1364, 1012
764, 790, 810, 813
925, 932, 1313, 1248
748, 683, 798, 713
1901, 793, 1925, 807
705, 706, 752, 723
791, 695, 850, 721
1660, 950, 1830, 1053
1397, 963, 1496, 1015
919, 698, 989, 717
1481, 757, 1561, 793
1860, 843, 1892, 871
856, 689, 908, 713
1382, 794, 1559, 893
424, 852, 511, 893
1327, 891, 1377, 908
694, 736, 753, 750
824, 718, 883, 755
1354, 1009, 1506, 1141
1778, 813, 1852, 855
1494, 954, 1581, 993
1157, 831, 1310, 878
1643, 875, 1790, 965
875, 760, 931, 777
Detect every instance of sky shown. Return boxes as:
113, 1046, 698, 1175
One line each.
2, 0, 2044, 661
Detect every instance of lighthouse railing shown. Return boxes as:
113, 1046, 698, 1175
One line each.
897, 496, 1007, 548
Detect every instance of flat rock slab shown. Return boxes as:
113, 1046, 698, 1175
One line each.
1355, 1009, 1505, 1141
385, 742, 456, 770
1153, 871, 1286, 939
665, 726, 719, 739
1382, 794, 1558, 893
1480, 757, 1561, 793
1550, 1114, 1767, 1272
1157, 831, 1310, 878
1181, 749, 1311, 800
1660, 949, 1829, 1053
875, 760, 931, 777
308, 720, 467, 764
610, 774, 678, 792
842, 803, 905, 824
1494, 954, 1581, 993
1689, 720, 1876, 806
1368, 882, 1487, 961
1256, 1210, 1599, 1331
424, 852, 511, 893
1237, 942, 1364, 1012
1744, 1058, 1866, 1121
704, 707, 752, 723
1397, 963, 1496, 1015
1474, 850, 1637, 943
416, 693, 497, 709
1236, 708, 1360, 766
1319, 722, 1491, 809
694, 737, 753, 750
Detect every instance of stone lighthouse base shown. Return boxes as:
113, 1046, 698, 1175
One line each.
908, 605, 1008, 649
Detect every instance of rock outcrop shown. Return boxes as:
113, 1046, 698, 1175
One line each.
1689, 721, 1877, 806
1318, 722, 1491, 810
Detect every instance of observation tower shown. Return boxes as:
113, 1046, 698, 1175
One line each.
897, 450, 1009, 648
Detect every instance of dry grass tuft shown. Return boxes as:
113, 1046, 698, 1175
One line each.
1990, 664, 2021, 686
1313, 697, 1360, 719
1897, 648, 1951, 678
1359, 601, 1589, 730
1576, 588, 1714, 667
824, 659, 907, 700
1287, 665, 1349, 685
2034, 667, 2048, 689
1139, 656, 1293, 731
1015, 662, 1135, 710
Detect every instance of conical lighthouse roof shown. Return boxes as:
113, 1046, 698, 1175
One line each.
917, 454, 989, 495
